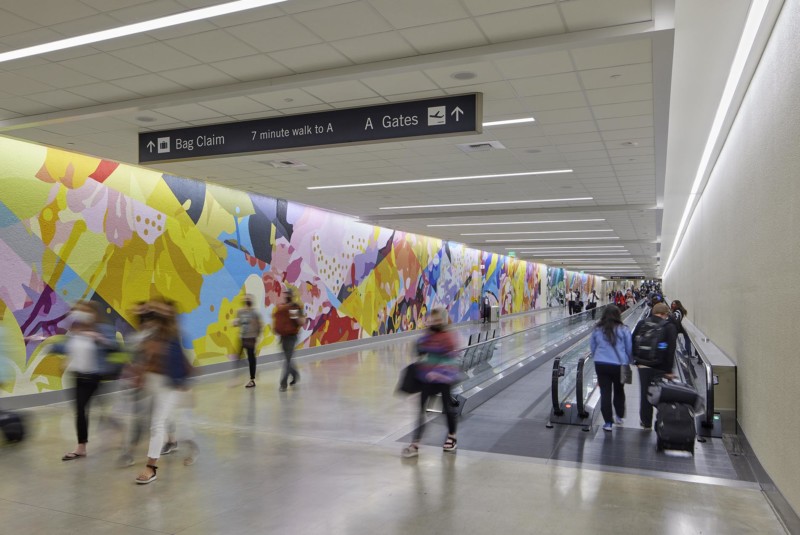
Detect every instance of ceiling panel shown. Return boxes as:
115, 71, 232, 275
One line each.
559, 0, 652, 32
331, 32, 417, 64
164, 30, 259, 63
269, 44, 352, 73
368, 0, 470, 29
293, 2, 392, 40
475, 5, 565, 42
399, 19, 488, 54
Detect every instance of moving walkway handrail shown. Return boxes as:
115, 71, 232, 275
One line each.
576, 353, 592, 418
683, 333, 715, 429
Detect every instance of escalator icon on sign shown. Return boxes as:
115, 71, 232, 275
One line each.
428, 106, 446, 126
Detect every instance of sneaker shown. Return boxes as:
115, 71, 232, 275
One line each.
117, 453, 135, 468
279, 386, 287, 392
401, 444, 419, 458
640, 421, 652, 430
160, 442, 178, 455
289, 375, 299, 386
614, 417, 624, 425
602, 423, 613, 432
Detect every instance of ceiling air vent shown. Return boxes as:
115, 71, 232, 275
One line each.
264, 159, 307, 169
456, 140, 506, 153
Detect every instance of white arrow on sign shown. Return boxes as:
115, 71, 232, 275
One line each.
451, 106, 464, 121
147, 140, 155, 153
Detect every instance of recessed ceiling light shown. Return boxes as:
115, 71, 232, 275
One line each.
461, 230, 613, 236
483, 117, 535, 127
484, 237, 620, 243
0, 0, 288, 64
308, 169, 573, 190
136, 116, 157, 123
451, 71, 477, 80
427, 219, 605, 228
621, 141, 638, 146
379, 197, 592, 210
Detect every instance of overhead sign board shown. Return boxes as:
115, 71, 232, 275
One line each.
139, 93, 482, 164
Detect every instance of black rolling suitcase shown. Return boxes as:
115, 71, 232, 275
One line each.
0, 410, 25, 443
655, 402, 695, 454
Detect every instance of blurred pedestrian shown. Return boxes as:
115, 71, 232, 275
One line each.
633, 302, 678, 429
273, 289, 304, 392
234, 295, 262, 388
117, 302, 158, 467
48, 301, 117, 461
134, 300, 196, 485
590, 305, 632, 431
402, 308, 459, 457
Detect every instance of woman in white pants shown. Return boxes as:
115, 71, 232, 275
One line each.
134, 300, 195, 485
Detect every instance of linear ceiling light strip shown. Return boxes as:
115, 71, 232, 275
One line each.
460, 230, 611, 236
0, 0, 287, 64
308, 170, 573, 190
427, 219, 605, 227
485, 237, 620, 243
380, 197, 592, 210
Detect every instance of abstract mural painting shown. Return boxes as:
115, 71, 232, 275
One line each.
0, 136, 599, 397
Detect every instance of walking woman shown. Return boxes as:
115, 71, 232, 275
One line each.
55, 301, 117, 460
590, 305, 632, 432
402, 308, 459, 457
134, 300, 195, 484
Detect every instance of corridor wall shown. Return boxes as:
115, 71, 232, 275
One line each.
0, 136, 600, 397
663, 1, 800, 514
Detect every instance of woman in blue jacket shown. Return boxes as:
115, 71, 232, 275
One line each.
590, 305, 632, 431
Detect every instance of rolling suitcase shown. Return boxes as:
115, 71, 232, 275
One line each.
648, 379, 699, 407
0, 410, 25, 443
655, 402, 695, 454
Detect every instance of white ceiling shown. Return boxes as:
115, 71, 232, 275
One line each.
0, 0, 674, 277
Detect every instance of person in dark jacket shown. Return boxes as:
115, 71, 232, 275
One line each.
670, 300, 692, 358
481, 293, 491, 323
632, 302, 677, 429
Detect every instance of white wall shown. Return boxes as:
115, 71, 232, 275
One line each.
664, 0, 800, 513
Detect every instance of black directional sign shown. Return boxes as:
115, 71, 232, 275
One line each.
139, 93, 482, 164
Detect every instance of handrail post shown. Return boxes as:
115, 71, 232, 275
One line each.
576, 357, 587, 418
551, 357, 563, 416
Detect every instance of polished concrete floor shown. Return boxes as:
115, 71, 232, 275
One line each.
0, 311, 787, 534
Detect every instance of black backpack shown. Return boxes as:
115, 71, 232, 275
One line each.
633, 316, 667, 366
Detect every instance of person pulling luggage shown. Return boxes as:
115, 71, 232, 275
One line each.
632, 302, 678, 429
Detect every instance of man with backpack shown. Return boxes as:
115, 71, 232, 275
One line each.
273, 289, 304, 392
632, 302, 678, 429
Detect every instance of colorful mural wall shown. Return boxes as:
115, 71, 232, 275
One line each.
0, 136, 600, 397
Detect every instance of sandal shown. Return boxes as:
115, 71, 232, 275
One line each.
443, 436, 457, 453
401, 444, 419, 458
62, 452, 86, 461
245, 380, 256, 388
135, 465, 158, 485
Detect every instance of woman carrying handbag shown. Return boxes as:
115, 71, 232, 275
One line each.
401, 308, 459, 458
590, 305, 632, 432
